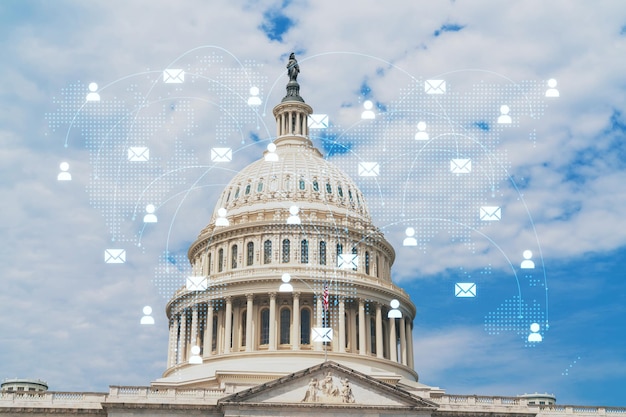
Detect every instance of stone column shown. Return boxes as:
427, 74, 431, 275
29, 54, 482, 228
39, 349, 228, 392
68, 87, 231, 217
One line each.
292, 293, 300, 350
190, 306, 199, 355
224, 297, 232, 354
358, 299, 366, 355
167, 316, 178, 367
203, 304, 213, 358
389, 317, 397, 362
406, 319, 414, 369
246, 294, 253, 352
338, 299, 346, 353
269, 293, 277, 350
315, 295, 323, 351
179, 310, 188, 363
375, 304, 383, 359
400, 317, 407, 365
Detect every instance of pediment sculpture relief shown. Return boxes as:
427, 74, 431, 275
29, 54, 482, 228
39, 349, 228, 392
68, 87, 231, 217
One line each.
301, 372, 355, 404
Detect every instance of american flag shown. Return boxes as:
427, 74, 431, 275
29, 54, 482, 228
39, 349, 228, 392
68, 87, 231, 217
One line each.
322, 284, 329, 311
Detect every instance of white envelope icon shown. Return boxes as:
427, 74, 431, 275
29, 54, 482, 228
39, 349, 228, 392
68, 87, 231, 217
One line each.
127, 147, 149, 162
358, 162, 379, 177
186, 276, 208, 291
312, 327, 333, 342
480, 206, 501, 221
308, 114, 329, 129
338, 254, 358, 269
455, 282, 476, 297
163, 69, 184, 83
104, 249, 126, 264
450, 158, 471, 174
211, 147, 232, 162
425, 79, 446, 94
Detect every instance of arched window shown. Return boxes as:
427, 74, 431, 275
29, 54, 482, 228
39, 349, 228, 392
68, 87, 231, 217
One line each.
218, 248, 224, 272
326, 183, 332, 193
257, 181, 263, 192
245, 184, 251, 195
300, 309, 311, 345
246, 242, 254, 266
319, 241, 326, 265
282, 239, 290, 263
264, 240, 272, 264
356, 313, 360, 351
231, 245, 238, 269
312, 180, 319, 192
370, 317, 376, 354
225, 191, 231, 202
280, 307, 291, 344
299, 179, 306, 190
260, 308, 270, 345
300, 239, 308, 263
212, 315, 218, 352
376, 255, 380, 278
234, 187, 240, 199
336, 243, 343, 266
337, 186, 343, 198
365, 251, 370, 275
352, 246, 358, 271
241, 311, 247, 347
208, 252, 212, 274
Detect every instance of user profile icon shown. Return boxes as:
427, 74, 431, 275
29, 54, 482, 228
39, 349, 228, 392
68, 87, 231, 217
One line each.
287, 205, 301, 224
414, 121, 429, 140
403, 227, 417, 246
86, 82, 100, 102
143, 204, 158, 223
140, 306, 155, 325
545, 79, 559, 97
264, 143, 278, 162
521, 250, 535, 269
361, 100, 375, 120
57, 162, 72, 181
215, 208, 229, 226
497, 105, 512, 124
527, 322, 542, 342
248, 86, 262, 106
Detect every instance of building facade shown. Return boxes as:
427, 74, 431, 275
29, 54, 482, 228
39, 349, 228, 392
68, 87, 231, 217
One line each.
2, 58, 624, 417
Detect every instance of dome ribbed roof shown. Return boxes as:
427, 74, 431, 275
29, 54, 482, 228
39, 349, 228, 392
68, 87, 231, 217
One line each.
208, 135, 372, 228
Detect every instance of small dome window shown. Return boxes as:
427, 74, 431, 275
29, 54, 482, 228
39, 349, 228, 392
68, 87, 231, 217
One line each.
245, 184, 251, 195
299, 179, 306, 190
226, 191, 231, 202
326, 183, 332, 193
257, 182, 264, 192
234, 187, 240, 199
312, 181, 319, 192
337, 186, 343, 198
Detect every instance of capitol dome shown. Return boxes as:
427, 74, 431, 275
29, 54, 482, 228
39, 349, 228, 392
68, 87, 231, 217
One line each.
156, 58, 418, 391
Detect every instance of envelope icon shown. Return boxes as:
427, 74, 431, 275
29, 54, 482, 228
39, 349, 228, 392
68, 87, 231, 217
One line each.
312, 327, 333, 342
480, 206, 501, 221
455, 282, 476, 297
186, 276, 208, 291
104, 249, 126, 264
211, 147, 232, 162
358, 162, 379, 177
425, 79, 446, 94
338, 254, 358, 269
127, 147, 149, 162
308, 114, 329, 129
450, 158, 471, 174
163, 69, 184, 83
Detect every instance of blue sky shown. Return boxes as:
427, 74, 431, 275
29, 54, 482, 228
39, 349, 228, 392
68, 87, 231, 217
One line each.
0, 0, 625, 407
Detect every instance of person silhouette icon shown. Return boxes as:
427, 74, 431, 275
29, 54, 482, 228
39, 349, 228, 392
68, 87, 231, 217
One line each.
498, 105, 512, 124
527, 322, 542, 342
521, 250, 535, 269
361, 100, 375, 119
247, 86, 262, 106
143, 204, 158, 223
414, 121, 429, 140
57, 162, 72, 181
287, 205, 301, 224
189, 345, 202, 364
215, 208, 230, 226
264, 143, 279, 162
140, 306, 155, 325
279, 273, 293, 292
545, 79, 560, 97
403, 227, 417, 246
86, 82, 100, 102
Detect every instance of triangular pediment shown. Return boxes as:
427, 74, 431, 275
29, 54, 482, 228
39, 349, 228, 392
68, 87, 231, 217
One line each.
219, 361, 438, 409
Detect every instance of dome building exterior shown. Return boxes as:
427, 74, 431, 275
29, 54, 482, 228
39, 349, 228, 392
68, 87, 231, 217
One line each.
1, 56, 621, 417
155, 64, 417, 391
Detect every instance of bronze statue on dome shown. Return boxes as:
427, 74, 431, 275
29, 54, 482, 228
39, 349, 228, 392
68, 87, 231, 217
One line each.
287, 52, 300, 82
